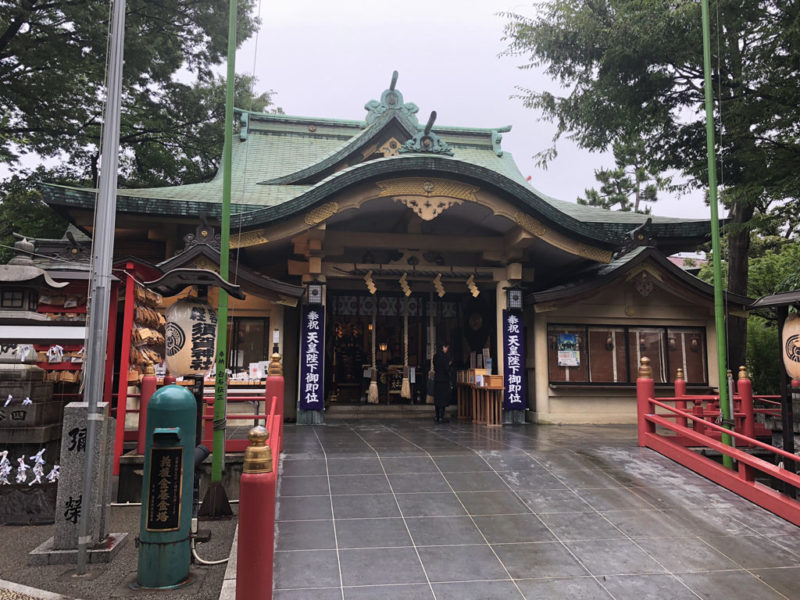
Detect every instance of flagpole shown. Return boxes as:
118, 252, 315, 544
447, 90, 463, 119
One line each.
76, 0, 126, 574
701, 0, 734, 468
211, 0, 237, 489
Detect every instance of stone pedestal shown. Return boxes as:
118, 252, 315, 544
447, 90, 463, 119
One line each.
29, 401, 128, 565
297, 408, 324, 425
503, 409, 527, 425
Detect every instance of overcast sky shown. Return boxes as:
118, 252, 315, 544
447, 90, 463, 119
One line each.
237, 0, 711, 220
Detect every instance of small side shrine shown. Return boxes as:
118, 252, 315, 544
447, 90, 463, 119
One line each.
527, 246, 751, 424
749, 289, 800, 456
0, 239, 70, 524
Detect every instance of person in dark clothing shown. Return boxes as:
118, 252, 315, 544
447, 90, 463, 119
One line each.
433, 342, 452, 423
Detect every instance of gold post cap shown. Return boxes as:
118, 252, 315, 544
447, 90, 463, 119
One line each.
738, 365, 748, 380
268, 352, 283, 376
639, 357, 652, 378
675, 367, 684, 380
243, 426, 273, 473
145, 364, 155, 375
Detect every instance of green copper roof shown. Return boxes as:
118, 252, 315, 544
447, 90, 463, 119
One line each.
41, 73, 712, 255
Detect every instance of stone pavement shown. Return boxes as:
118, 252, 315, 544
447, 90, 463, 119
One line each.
271, 420, 800, 600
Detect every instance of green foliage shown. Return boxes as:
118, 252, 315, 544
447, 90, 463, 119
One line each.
116, 74, 277, 188
578, 136, 671, 213
748, 241, 800, 298
503, 0, 800, 370
0, 175, 68, 263
0, 0, 263, 184
502, 1, 800, 214
746, 316, 780, 395
698, 237, 800, 298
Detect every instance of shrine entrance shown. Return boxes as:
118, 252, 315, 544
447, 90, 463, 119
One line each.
325, 291, 495, 406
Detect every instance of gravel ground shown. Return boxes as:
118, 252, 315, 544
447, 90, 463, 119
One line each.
0, 505, 237, 600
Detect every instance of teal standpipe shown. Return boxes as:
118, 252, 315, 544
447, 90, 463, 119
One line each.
136, 385, 197, 589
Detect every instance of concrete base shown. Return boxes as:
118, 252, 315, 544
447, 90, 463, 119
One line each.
503, 409, 526, 425
325, 404, 453, 420
297, 409, 324, 425
28, 532, 129, 566
218, 526, 238, 600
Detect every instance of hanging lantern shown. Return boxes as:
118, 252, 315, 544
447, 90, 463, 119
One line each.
782, 313, 800, 379
165, 298, 218, 377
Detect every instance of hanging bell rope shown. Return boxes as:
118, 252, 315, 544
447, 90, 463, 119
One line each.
426, 292, 435, 404
367, 300, 379, 404
401, 299, 411, 399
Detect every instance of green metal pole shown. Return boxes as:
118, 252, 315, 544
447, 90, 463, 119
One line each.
701, 0, 734, 469
212, 0, 237, 483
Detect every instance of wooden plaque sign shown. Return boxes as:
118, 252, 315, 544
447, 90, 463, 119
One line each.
145, 447, 184, 531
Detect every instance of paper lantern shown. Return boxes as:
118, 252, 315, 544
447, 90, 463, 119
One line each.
165, 299, 218, 377
782, 312, 800, 379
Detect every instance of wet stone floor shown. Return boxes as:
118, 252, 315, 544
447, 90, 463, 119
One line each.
273, 420, 800, 600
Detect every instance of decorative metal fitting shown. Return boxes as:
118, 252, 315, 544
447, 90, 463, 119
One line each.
268, 352, 283, 376
738, 365, 748, 380
639, 356, 653, 378
675, 367, 684, 380
243, 426, 273, 474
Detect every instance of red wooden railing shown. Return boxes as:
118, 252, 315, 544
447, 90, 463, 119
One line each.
637, 359, 800, 526
236, 370, 284, 600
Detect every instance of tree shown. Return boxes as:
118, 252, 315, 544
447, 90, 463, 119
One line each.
0, 0, 260, 180
579, 136, 670, 213
0, 174, 68, 263
503, 1, 800, 371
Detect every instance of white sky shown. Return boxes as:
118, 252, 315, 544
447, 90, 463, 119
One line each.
237, 0, 711, 219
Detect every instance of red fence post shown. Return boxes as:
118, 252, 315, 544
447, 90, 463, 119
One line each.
637, 357, 655, 447
237, 426, 276, 600
202, 398, 214, 449
693, 401, 706, 436
266, 350, 285, 450
674, 368, 687, 428
113, 263, 136, 476
738, 366, 754, 438
137, 366, 157, 454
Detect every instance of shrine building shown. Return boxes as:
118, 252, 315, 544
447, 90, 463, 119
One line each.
39, 73, 750, 425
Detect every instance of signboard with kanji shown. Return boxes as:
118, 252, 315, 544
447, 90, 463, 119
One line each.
299, 305, 325, 410
145, 447, 184, 531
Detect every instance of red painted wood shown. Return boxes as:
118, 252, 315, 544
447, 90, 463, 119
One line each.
236, 471, 276, 600
638, 373, 800, 527
642, 432, 800, 527
137, 373, 157, 455
103, 281, 119, 407
113, 264, 136, 476
647, 399, 800, 465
